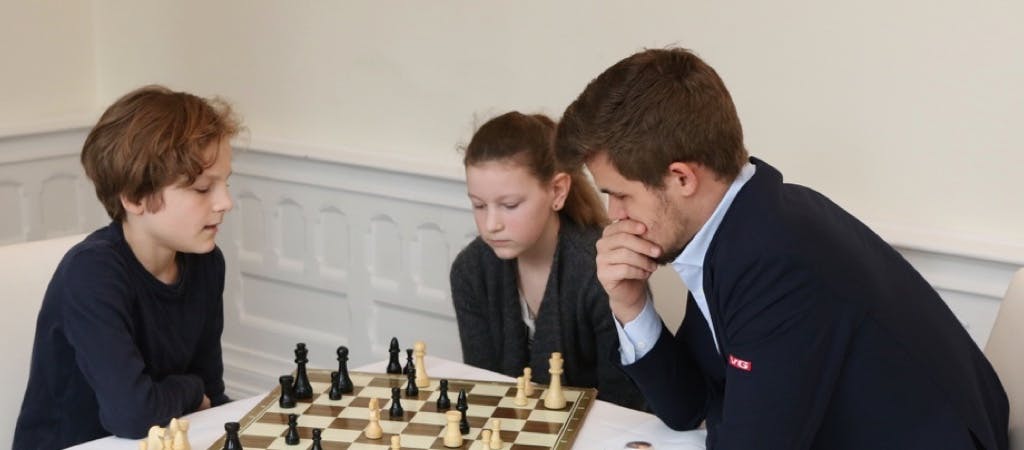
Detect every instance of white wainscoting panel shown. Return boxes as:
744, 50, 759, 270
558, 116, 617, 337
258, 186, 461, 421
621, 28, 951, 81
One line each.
0, 128, 107, 244
218, 148, 478, 398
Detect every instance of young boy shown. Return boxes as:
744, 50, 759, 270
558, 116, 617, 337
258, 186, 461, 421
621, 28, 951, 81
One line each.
14, 85, 240, 449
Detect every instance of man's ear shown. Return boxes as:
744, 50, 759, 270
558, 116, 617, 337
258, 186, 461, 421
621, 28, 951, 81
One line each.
665, 162, 699, 196
121, 194, 146, 216
550, 172, 571, 211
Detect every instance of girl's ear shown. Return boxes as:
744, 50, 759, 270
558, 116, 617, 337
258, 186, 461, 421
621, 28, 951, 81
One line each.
550, 172, 571, 211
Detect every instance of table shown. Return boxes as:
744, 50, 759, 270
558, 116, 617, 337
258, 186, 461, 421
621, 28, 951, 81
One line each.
71, 356, 706, 449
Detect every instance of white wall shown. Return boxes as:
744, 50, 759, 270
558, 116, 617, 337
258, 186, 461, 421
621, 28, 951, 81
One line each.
0, 1, 96, 134
87, 1, 1024, 249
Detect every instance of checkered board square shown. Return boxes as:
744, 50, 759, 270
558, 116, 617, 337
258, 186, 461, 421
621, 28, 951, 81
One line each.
207, 369, 596, 450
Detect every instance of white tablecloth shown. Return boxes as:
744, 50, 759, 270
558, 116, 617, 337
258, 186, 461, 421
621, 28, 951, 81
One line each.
71, 356, 706, 449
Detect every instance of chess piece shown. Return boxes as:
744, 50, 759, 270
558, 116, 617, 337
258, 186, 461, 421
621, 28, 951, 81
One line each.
167, 418, 180, 437
293, 343, 313, 399
146, 426, 164, 450
523, 367, 534, 396
279, 374, 297, 407
515, 376, 528, 406
480, 429, 492, 447
544, 352, 567, 409
489, 419, 503, 449
172, 432, 188, 450
403, 348, 415, 375
310, 428, 324, 450
365, 402, 383, 439
456, 388, 470, 434
138, 441, 148, 450
387, 337, 403, 374
329, 371, 343, 400
221, 422, 242, 450
336, 346, 354, 393
389, 386, 404, 417
436, 379, 451, 410
390, 435, 402, 450
172, 418, 190, 450
285, 413, 300, 445
414, 341, 429, 388
405, 370, 419, 397
443, 410, 464, 448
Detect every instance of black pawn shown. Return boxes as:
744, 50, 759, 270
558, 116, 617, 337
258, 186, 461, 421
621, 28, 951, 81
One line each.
386, 337, 402, 374
456, 388, 469, 434
279, 375, 297, 408
328, 371, 343, 400
285, 413, 300, 445
389, 386, 404, 417
222, 421, 242, 450
436, 379, 451, 410
402, 348, 415, 375
293, 343, 313, 400
310, 428, 324, 450
336, 346, 354, 393
405, 370, 419, 397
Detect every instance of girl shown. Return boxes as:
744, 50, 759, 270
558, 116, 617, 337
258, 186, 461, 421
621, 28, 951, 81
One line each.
450, 111, 645, 411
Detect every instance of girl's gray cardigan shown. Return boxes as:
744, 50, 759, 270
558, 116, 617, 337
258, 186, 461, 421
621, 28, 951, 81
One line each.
450, 218, 646, 411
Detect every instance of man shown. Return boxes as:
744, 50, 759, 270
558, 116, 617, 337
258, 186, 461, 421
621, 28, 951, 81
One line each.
555, 48, 1008, 449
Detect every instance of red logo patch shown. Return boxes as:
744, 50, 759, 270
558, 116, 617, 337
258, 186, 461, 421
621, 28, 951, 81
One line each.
728, 354, 752, 372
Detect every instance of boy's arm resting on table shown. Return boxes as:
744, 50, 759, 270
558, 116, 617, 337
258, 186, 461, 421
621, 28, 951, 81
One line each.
62, 250, 206, 439
188, 248, 229, 406
450, 253, 499, 371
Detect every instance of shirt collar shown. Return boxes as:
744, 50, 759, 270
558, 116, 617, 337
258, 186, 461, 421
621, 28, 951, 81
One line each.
672, 162, 756, 271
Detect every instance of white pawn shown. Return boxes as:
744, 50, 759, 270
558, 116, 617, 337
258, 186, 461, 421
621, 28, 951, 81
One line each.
172, 430, 188, 450
523, 367, 534, 396
514, 376, 528, 406
365, 398, 383, 439
146, 426, 164, 450
544, 352, 566, 409
443, 410, 463, 448
414, 341, 430, 388
480, 429, 492, 447
488, 419, 503, 449
173, 418, 190, 450
390, 435, 401, 449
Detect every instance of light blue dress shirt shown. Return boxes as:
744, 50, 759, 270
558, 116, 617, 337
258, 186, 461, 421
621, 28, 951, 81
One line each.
615, 162, 756, 364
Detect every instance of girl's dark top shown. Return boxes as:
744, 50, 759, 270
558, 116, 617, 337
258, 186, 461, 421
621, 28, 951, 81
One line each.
14, 222, 228, 449
450, 217, 646, 411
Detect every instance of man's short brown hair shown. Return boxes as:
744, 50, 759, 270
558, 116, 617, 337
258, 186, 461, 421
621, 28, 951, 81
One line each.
81, 85, 240, 222
556, 48, 748, 187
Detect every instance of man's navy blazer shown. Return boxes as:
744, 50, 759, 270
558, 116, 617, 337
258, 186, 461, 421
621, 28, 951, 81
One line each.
624, 158, 1008, 449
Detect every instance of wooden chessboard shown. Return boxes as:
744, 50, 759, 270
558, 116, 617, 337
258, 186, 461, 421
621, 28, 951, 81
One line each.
206, 369, 596, 450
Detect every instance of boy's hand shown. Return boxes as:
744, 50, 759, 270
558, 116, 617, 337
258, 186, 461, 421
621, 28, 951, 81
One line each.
198, 394, 211, 411
596, 219, 660, 324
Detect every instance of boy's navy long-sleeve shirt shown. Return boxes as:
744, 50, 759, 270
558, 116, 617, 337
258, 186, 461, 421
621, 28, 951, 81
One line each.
14, 222, 228, 449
